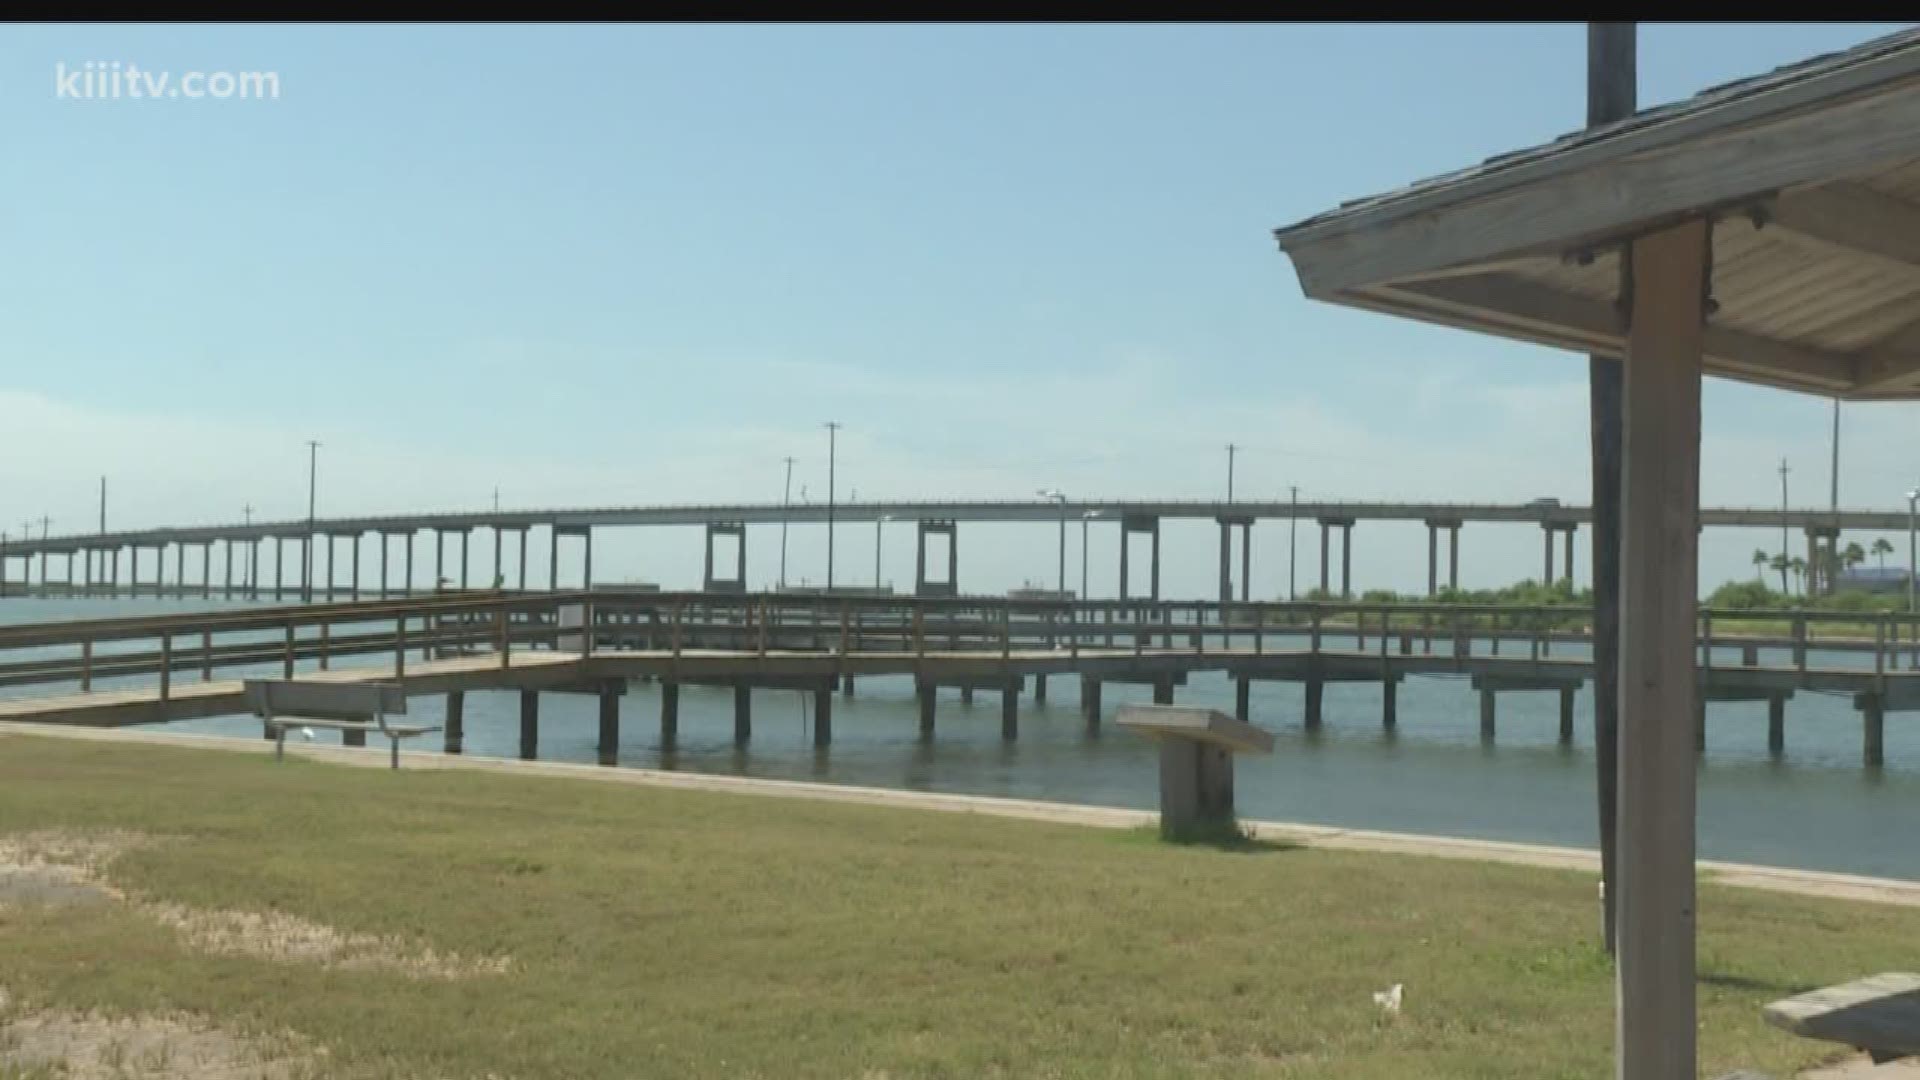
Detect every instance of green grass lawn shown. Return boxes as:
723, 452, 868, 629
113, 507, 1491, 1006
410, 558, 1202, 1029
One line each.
0, 735, 1913, 1078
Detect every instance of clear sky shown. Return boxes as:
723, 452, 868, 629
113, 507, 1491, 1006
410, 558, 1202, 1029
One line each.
2, 22, 1915, 597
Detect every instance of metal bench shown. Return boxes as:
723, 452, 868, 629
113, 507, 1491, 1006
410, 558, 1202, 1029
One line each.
243, 680, 437, 771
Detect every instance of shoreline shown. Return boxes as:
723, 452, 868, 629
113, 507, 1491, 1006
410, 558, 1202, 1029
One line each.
6, 719, 1919, 908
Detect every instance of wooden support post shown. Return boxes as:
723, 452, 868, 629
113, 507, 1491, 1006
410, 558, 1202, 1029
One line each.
960, 686, 974, 706
1560, 686, 1576, 745
660, 682, 679, 750
841, 672, 854, 697
917, 679, 936, 739
1034, 673, 1047, 705
1768, 696, 1786, 757
813, 686, 832, 748
1304, 675, 1322, 729
734, 685, 752, 747
1863, 695, 1886, 768
1081, 676, 1102, 730
519, 690, 538, 760
1235, 676, 1250, 723
1152, 678, 1174, 706
598, 683, 620, 766
1001, 685, 1018, 741
1480, 689, 1496, 742
1617, 218, 1707, 1080
444, 690, 465, 754
1382, 678, 1397, 730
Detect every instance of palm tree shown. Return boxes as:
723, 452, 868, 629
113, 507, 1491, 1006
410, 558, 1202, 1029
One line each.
1789, 556, 1809, 597
1752, 548, 1770, 583
1874, 537, 1895, 570
1771, 552, 1792, 595
1842, 542, 1867, 588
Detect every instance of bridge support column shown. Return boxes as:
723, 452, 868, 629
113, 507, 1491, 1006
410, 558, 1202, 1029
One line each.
1559, 686, 1576, 745
1768, 696, 1786, 757
1081, 676, 1102, 730
1480, 689, 1495, 742
659, 682, 679, 751
1863, 695, 1885, 768
1235, 677, 1250, 723
175, 543, 185, 598
598, 683, 621, 765
519, 690, 539, 760
1119, 515, 1160, 601
734, 685, 752, 747
1152, 678, 1174, 705
351, 534, 361, 600
1318, 521, 1329, 595
703, 522, 748, 593
813, 687, 832, 747
517, 528, 529, 590
1341, 523, 1353, 599
274, 539, 285, 599
1563, 526, 1575, 587
1001, 686, 1018, 741
444, 690, 465, 754
223, 541, 233, 598
917, 679, 936, 739
1542, 525, 1555, 586
460, 529, 470, 589
549, 525, 560, 590
1449, 524, 1461, 590
493, 527, 503, 589
1427, 524, 1438, 597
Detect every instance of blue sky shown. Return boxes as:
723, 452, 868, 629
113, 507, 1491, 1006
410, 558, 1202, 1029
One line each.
2, 22, 1915, 596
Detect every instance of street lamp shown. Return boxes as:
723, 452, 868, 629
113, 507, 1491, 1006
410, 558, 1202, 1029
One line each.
1081, 509, 1102, 601
875, 513, 894, 590
1907, 486, 1918, 616
1038, 489, 1067, 597
825, 422, 841, 592
779, 456, 796, 590
303, 440, 320, 603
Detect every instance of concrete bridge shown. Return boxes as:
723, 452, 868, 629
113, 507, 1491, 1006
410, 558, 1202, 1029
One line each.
0, 497, 1902, 604
1, 591, 1916, 767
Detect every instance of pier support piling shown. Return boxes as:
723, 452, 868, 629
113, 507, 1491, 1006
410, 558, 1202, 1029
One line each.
1768, 696, 1786, 757
813, 687, 832, 747
1383, 679, 1398, 729
519, 690, 538, 760
1001, 686, 1018, 741
660, 682, 680, 750
1863, 695, 1885, 768
1081, 676, 1102, 731
1480, 689, 1496, 743
598, 683, 621, 765
734, 685, 752, 747
1152, 678, 1174, 706
1034, 674, 1047, 705
1559, 686, 1576, 745
1235, 676, 1251, 723
444, 690, 465, 754
917, 680, 936, 739
1305, 676, 1323, 729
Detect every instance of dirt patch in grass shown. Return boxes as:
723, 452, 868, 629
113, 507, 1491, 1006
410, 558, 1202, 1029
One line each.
142, 902, 513, 980
0, 829, 510, 981
0, 990, 323, 1080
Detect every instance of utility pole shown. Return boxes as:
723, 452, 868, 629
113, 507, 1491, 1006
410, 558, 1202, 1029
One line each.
1779, 458, 1792, 595
824, 422, 841, 592
243, 504, 254, 526
1828, 397, 1841, 597
1588, 20, 1634, 959
39, 516, 51, 541
493, 487, 500, 512
1226, 443, 1239, 503
304, 440, 320, 603
779, 456, 796, 590
1287, 485, 1299, 601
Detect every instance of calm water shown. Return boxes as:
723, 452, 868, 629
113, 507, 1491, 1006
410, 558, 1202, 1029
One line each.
4, 596, 1918, 880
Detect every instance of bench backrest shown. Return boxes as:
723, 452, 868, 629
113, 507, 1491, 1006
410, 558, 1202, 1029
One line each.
244, 680, 407, 723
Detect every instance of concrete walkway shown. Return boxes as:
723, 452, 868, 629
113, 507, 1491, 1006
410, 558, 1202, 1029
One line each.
5, 720, 1919, 909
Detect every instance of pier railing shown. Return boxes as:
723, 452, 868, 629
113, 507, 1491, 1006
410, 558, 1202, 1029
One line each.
0, 591, 1916, 705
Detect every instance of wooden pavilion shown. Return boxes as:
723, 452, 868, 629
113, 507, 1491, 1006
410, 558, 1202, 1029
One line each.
1272, 27, 1920, 1079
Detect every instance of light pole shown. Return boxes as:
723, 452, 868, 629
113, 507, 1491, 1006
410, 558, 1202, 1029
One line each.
1778, 458, 1791, 595
875, 513, 893, 589
1226, 444, 1239, 503
98, 476, 106, 533
1907, 486, 1918, 616
1288, 484, 1300, 601
1038, 489, 1067, 596
824, 423, 841, 591
304, 440, 320, 603
779, 456, 796, 590
1081, 509, 1101, 601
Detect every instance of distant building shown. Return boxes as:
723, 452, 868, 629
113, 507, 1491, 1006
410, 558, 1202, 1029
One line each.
1836, 567, 1912, 594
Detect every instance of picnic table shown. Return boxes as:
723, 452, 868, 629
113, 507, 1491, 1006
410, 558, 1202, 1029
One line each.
1764, 972, 1920, 1066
